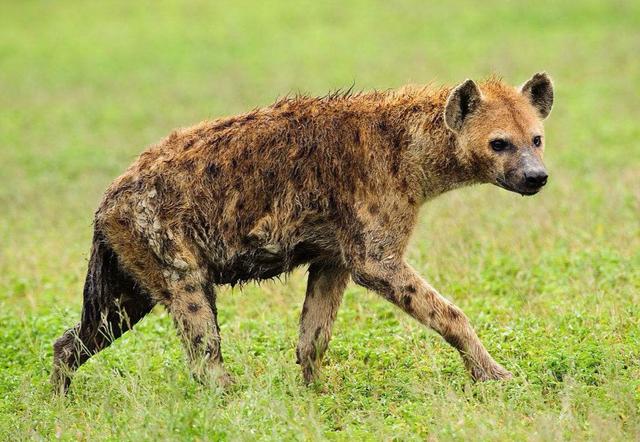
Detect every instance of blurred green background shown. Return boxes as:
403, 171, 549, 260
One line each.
1, 1, 639, 440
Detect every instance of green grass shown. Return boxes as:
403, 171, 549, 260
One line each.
1, 0, 639, 440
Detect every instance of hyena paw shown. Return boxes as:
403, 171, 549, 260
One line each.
193, 366, 234, 390
301, 363, 321, 385
471, 362, 513, 382
215, 370, 235, 389
297, 348, 322, 385
50, 366, 72, 396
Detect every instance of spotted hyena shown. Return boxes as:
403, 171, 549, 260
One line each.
51, 73, 554, 393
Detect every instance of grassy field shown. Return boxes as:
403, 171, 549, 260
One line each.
1, 0, 639, 440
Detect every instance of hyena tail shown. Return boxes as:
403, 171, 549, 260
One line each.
51, 227, 155, 394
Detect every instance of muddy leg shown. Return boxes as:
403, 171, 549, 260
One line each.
297, 263, 349, 384
351, 260, 512, 381
51, 294, 155, 394
166, 277, 231, 388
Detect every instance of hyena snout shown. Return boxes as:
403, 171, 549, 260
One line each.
504, 154, 549, 196
523, 168, 548, 189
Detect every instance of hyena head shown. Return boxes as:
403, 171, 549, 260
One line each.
444, 73, 554, 196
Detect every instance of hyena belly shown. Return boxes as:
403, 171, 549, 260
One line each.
208, 222, 341, 285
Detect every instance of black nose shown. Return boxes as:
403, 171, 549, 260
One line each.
525, 170, 548, 187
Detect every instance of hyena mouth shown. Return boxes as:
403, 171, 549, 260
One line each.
496, 177, 540, 196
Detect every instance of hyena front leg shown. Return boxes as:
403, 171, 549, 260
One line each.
164, 274, 232, 388
351, 260, 512, 381
297, 263, 350, 384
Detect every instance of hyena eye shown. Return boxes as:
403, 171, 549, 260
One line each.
490, 139, 508, 152
533, 135, 542, 147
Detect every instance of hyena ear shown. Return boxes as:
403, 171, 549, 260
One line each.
444, 79, 483, 133
520, 72, 554, 119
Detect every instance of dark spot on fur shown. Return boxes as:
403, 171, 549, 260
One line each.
185, 284, 195, 293
314, 327, 322, 340
183, 159, 195, 172
262, 169, 275, 181
353, 128, 361, 144
188, 303, 201, 313
391, 158, 400, 176
447, 306, 462, 321
403, 294, 413, 313
327, 194, 338, 214
368, 203, 380, 215
194, 334, 203, 345
405, 285, 416, 294
161, 290, 172, 301
408, 196, 416, 206
207, 163, 220, 177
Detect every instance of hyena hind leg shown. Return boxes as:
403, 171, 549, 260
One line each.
165, 277, 232, 388
51, 233, 155, 395
51, 294, 155, 395
297, 263, 349, 384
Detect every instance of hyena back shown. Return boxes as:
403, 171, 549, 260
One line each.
52, 73, 554, 393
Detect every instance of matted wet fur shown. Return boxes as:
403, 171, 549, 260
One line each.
52, 73, 554, 393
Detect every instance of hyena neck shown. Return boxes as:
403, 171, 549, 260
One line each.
401, 89, 480, 201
